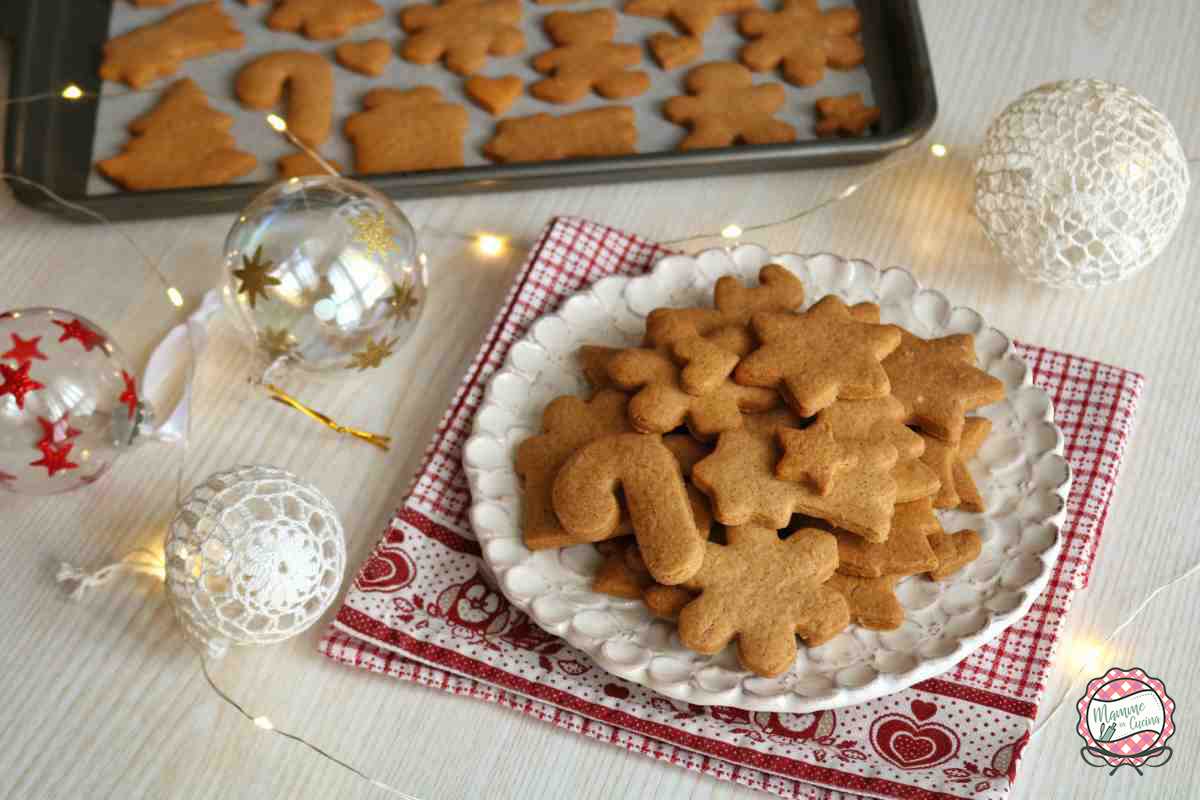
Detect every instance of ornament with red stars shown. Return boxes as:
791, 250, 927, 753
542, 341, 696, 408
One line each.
0, 308, 151, 495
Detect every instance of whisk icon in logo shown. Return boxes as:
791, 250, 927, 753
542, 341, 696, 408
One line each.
1076, 667, 1175, 775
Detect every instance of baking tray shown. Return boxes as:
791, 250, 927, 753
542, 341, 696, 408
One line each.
2, 0, 936, 221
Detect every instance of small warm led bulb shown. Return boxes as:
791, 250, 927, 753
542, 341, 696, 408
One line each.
166, 287, 184, 307
253, 716, 275, 731
721, 224, 743, 240
930, 143, 948, 158
266, 114, 287, 133
61, 84, 84, 100
476, 234, 505, 257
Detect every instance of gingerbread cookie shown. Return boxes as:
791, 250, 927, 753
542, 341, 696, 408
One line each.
663, 62, 796, 151
927, 528, 983, 580
736, 295, 901, 417
131, 0, 176, 7
882, 330, 1005, 443
739, 0, 865, 87
278, 152, 344, 179
625, 0, 757, 37
815, 93, 881, 137
400, 0, 524, 76
578, 345, 624, 389
465, 75, 523, 115
646, 264, 805, 394
553, 433, 705, 584
825, 573, 903, 631
693, 409, 899, 541
344, 88, 469, 172
677, 525, 849, 676
100, 1, 245, 89
484, 108, 638, 163
834, 498, 939, 578
97, 78, 256, 190
265, 0, 385, 40
594, 487, 712, 598
648, 34, 701, 70
515, 390, 636, 551
776, 418, 855, 495
531, 10, 649, 104
919, 417, 991, 510
235, 51, 334, 147
607, 347, 778, 437
335, 39, 393, 76
643, 583, 695, 619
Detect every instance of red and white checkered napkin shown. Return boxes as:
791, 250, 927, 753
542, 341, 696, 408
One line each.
320, 217, 1144, 800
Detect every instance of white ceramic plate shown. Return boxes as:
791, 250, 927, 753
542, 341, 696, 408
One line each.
464, 247, 1070, 712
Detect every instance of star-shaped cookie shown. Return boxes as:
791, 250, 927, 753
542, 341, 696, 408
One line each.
693, 409, 899, 541
736, 295, 901, 417
882, 330, 1005, 443
677, 525, 849, 676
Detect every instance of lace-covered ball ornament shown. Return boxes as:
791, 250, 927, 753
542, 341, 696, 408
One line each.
974, 79, 1189, 288
165, 465, 346, 658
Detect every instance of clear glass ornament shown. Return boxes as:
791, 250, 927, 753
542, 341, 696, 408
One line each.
222, 176, 426, 373
974, 79, 1190, 288
165, 465, 346, 658
0, 308, 152, 495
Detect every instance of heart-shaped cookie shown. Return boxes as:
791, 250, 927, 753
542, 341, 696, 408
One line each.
465, 74, 523, 115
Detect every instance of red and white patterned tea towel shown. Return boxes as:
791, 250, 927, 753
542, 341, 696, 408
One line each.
320, 217, 1144, 800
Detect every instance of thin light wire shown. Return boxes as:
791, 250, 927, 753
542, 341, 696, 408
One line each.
660, 149, 937, 246
199, 655, 421, 799
1029, 556, 1200, 739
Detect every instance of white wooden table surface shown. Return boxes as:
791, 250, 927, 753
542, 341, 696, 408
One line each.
2, 1, 1198, 798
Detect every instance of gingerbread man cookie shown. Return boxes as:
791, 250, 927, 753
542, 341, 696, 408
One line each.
739, 0, 865, 86
553, 433, 706, 584
265, 0, 384, 40
927, 528, 983, 580
677, 525, 849, 676
663, 62, 796, 151
531, 10, 650, 104
735, 295, 901, 417
344, 88, 470, 172
100, 1, 245, 89
646, 264, 806, 395
607, 347, 778, 437
815, 92, 881, 137
625, 0, 757, 37
400, 0, 524, 75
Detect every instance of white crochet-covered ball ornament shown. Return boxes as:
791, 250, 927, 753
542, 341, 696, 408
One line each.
165, 465, 345, 658
974, 79, 1190, 288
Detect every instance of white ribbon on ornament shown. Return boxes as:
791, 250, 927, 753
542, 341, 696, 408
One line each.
140, 288, 222, 444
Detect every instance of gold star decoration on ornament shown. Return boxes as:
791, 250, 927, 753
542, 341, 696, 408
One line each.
348, 336, 399, 371
259, 327, 297, 362
234, 246, 281, 309
350, 212, 398, 259
387, 278, 419, 326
